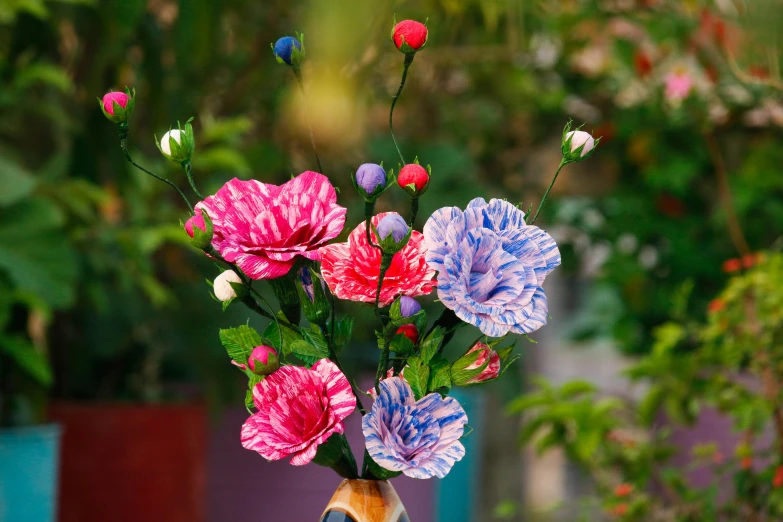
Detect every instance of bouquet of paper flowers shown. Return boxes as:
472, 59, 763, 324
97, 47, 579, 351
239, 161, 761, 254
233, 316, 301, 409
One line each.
100, 16, 596, 496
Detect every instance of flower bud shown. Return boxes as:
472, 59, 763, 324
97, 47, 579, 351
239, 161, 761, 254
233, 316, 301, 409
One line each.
98, 88, 135, 124
395, 324, 418, 343
398, 296, 421, 318
614, 484, 634, 497
213, 270, 244, 302
373, 213, 412, 254
272, 35, 304, 67
156, 119, 195, 163
451, 343, 501, 386
391, 20, 428, 54
397, 163, 430, 195
561, 121, 598, 163
248, 345, 280, 376
354, 163, 388, 199
184, 209, 213, 250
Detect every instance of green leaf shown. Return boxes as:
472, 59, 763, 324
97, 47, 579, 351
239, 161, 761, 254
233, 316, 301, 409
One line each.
419, 326, 445, 363
389, 334, 415, 356
0, 156, 36, 206
262, 315, 303, 357
219, 324, 263, 364
405, 356, 430, 400
333, 316, 354, 348
311, 434, 358, 479
0, 335, 52, 387
366, 455, 403, 480
558, 380, 597, 399
289, 339, 328, 367
302, 326, 329, 355
427, 354, 451, 393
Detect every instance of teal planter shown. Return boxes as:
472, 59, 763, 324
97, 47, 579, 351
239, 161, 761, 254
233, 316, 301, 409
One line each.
435, 388, 486, 522
0, 424, 61, 522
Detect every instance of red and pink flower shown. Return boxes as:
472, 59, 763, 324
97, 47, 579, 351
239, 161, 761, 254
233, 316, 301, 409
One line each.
463, 343, 500, 384
320, 212, 436, 307
241, 359, 356, 465
196, 172, 346, 280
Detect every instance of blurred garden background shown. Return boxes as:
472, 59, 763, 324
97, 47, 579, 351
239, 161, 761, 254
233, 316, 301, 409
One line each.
3, 0, 783, 520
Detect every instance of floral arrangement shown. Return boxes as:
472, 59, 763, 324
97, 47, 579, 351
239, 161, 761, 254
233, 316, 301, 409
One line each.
99, 18, 596, 482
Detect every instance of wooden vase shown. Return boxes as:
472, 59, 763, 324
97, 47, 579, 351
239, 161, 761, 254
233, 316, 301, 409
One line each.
320, 479, 410, 522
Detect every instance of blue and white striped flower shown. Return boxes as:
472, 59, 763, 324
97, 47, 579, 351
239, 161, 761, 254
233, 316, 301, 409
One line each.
363, 377, 468, 479
423, 198, 560, 337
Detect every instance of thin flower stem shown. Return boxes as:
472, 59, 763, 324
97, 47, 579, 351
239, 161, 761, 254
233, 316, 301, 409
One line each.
409, 196, 419, 228
389, 53, 415, 165
364, 200, 382, 251
292, 67, 324, 174
118, 124, 192, 212
530, 159, 566, 225
182, 160, 205, 200
375, 337, 392, 396
374, 254, 394, 312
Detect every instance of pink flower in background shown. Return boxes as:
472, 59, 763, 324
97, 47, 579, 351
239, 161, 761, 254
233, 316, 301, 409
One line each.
320, 212, 436, 307
462, 343, 500, 384
196, 172, 346, 280
664, 71, 693, 101
241, 359, 356, 465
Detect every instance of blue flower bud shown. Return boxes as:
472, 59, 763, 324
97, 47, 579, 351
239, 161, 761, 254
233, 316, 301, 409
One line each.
356, 163, 387, 195
376, 214, 409, 243
398, 296, 421, 318
273, 36, 302, 66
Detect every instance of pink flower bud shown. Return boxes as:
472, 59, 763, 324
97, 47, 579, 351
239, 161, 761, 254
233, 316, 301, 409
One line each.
248, 345, 279, 376
464, 343, 500, 384
397, 164, 429, 192
392, 20, 428, 51
185, 212, 207, 238
102, 92, 129, 115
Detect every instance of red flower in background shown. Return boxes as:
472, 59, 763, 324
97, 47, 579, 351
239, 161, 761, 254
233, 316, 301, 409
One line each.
774, 466, 783, 488
321, 213, 435, 307
722, 258, 742, 273
708, 299, 725, 314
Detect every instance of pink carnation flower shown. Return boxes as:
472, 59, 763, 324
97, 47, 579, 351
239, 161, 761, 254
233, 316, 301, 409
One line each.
196, 172, 346, 280
664, 71, 693, 101
320, 212, 436, 307
241, 359, 356, 465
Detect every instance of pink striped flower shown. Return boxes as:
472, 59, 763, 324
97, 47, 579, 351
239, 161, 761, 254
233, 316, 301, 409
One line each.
196, 172, 346, 280
241, 359, 356, 465
320, 212, 436, 307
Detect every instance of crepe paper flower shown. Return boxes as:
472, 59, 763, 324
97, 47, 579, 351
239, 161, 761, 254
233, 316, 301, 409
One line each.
367, 369, 395, 399
458, 343, 500, 385
241, 359, 356, 465
363, 377, 467, 479
377, 214, 409, 243
395, 324, 418, 343
397, 163, 430, 194
248, 346, 279, 376
273, 36, 303, 66
321, 212, 435, 307
196, 172, 346, 280
392, 20, 428, 53
213, 270, 244, 302
423, 198, 561, 337
231, 360, 247, 371
355, 163, 387, 197
398, 296, 421, 317
98, 89, 135, 123
664, 71, 693, 101
184, 209, 213, 250
157, 121, 197, 163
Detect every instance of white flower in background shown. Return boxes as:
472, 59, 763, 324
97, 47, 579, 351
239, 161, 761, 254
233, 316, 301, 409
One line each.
615, 80, 650, 109
638, 246, 659, 269
160, 129, 183, 157
531, 34, 561, 69
617, 234, 639, 255
563, 95, 601, 123
721, 84, 753, 106
570, 44, 610, 78
213, 270, 243, 302
708, 101, 730, 125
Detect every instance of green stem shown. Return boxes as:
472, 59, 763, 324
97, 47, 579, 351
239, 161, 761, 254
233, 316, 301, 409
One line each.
409, 196, 419, 228
389, 53, 415, 165
292, 66, 324, 173
374, 253, 394, 312
375, 336, 392, 396
530, 159, 566, 225
364, 200, 382, 250
182, 160, 205, 200
118, 123, 192, 212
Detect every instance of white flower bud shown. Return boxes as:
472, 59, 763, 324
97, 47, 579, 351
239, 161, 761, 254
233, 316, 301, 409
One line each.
160, 129, 183, 157
565, 130, 595, 158
213, 270, 243, 302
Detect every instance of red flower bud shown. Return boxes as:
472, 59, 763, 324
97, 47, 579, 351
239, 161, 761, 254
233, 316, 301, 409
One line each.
722, 258, 742, 273
392, 20, 428, 52
398, 164, 429, 192
613, 483, 634, 497
395, 324, 418, 343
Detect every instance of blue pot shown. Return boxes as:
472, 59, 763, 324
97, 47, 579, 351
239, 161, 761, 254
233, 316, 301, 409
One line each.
0, 424, 61, 522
